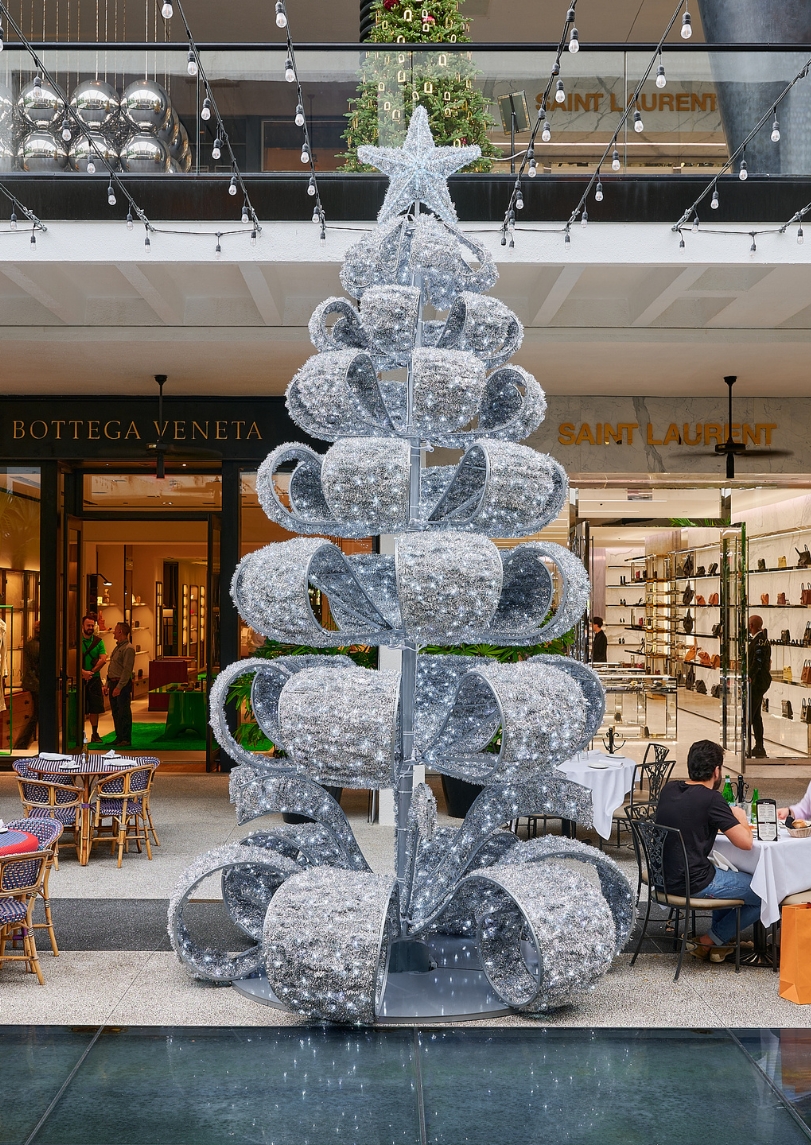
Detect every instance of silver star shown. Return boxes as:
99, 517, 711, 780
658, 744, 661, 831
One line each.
358, 106, 481, 227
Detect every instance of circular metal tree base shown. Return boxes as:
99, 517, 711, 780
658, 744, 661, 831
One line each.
232, 936, 512, 1024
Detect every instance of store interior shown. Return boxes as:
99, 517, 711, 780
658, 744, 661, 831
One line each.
579, 481, 811, 761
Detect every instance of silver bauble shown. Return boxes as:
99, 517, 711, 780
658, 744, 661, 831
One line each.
18, 130, 68, 172
17, 79, 66, 131
157, 107, 179, 150
119, 131, 170, 173
168, 156, 182, 173
169, 122, 189, 161
0, 137, 13, 172
69, 79, 120, 132
68, 132, 119, 172
176, 147, 192, 173
120, 79, 170, 133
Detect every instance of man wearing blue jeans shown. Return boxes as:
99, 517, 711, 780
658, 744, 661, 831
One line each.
656, 739, 761, 963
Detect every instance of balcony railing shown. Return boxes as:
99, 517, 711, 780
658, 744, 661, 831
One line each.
0, 43, 808, 178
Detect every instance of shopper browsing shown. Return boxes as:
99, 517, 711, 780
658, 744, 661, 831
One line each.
591, 616, 607, 663
81, 613, 108, 744
655, 739, 761, 963
104, 622, 135, 748
748, 614, 771, 758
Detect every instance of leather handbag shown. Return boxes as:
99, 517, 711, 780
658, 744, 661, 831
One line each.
762, 697, 769, 713
711, 683, 722, 698
778, 592, 787, 606
804, 622, 811, 647
695, 680, 707, 694
761, 593, 770, 606
778, 555, 788, 569
798, 546, 811, 568
783, 665, 793, 683
708, 563, 719, 576
782, 699, 794, 719
682, 586, 694, 605
686, 665, 696, 690
695, 594, 706, 606
802, 659, 811, 685
683, 554, 694, 576
712, 653, 722, 669
757, 558, 767, 571
711, 621, 724, 638
708, 592, 719, 606
685, 646, 697, 662
802, 584, 811, 606
682, 612, 693, 634
781, 629, 791, 645
698, 650, 713, 667
805, 700, 811, 724
696, 566, 706, 577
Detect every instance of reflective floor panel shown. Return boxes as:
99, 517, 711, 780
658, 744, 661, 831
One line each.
2, 1026, 809, 1145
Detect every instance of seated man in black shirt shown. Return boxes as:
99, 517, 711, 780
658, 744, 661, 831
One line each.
655, 739, 760, 962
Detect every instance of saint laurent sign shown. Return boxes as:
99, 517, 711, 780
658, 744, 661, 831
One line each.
0, 395, 301, 460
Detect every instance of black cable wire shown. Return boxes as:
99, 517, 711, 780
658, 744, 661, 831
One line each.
280, 4, 327, 239
0, 181, 46, 232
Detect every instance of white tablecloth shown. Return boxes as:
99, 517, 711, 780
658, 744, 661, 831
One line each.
555, 751, 637, 841
714, 832, 811, 927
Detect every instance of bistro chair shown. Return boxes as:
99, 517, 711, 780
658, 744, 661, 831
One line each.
0, 850, 49, 985
91, 764, 157, 868
6, 817, 63, 956
13, 761, 81, 865
609, 743, 675, 849
625, 807, 745, 980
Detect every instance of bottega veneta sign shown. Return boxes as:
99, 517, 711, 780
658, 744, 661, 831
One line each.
0, 395, 304, 460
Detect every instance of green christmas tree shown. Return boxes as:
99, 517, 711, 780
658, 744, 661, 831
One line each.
340, 0, 499, 172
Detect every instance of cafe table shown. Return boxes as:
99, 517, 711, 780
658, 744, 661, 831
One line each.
28, 752, 159, 866
555, 750, 638, 841
714, 828, 811, 929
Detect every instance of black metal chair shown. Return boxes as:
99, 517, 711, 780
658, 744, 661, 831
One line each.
609, 743, 675, 849
625, 807, 745, 980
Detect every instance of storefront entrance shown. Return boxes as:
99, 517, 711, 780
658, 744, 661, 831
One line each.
61, 470, 222, 767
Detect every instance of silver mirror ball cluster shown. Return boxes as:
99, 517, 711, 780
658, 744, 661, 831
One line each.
170, 108, 632, 1024
0, 77, 191, 173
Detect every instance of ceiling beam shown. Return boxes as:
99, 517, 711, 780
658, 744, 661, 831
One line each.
115, 263, 185, 325
630, 266, 706, 327
0, 264, 85, 324
239, 264, 285, 325
531, 266, 584, 326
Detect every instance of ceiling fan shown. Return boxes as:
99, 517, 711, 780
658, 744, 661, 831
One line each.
697, 375, 792, 480
146, 374, 221, 479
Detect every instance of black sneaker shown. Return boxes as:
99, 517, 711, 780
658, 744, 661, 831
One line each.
91, 732, 103, 743
752, 745, 768, 758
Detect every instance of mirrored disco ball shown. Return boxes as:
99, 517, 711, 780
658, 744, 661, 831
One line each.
169, 122, 190, 161
121, 79, 170, 133
157, 107, 179, 150
120, 131, 170, 173
68, 132, 119, 172
17, 79, 66, 131
70, 79, 120, 132
0, 85, 13, 128
18, 130, 68, 172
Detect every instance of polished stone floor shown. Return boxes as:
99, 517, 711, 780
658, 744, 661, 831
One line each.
2, 1026, 809, 1145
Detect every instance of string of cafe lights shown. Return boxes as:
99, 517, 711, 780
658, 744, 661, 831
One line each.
273, 0, 328, 238
159, 0, 262, 246
501, 0, 581, 247
671, 54, 811, 250
558, 0, 691, 246
0, 181, 47, 244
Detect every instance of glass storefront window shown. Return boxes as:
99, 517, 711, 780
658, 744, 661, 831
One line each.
83, 472, 222, 510
0, 467, 40, 754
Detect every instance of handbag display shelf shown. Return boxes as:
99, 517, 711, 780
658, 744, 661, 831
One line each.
592, 666, 677, 741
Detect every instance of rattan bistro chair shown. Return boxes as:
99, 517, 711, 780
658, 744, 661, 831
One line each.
625, 808, 746, 980
7, 817, 63, 956
609, 744, 675, 849
0, 850, 48, 985
91, 765, 157, 867
13, 761, 81, 865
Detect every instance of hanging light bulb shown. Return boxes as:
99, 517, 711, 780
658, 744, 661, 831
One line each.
569, 27, 579, 53
250, 228, 257, 246
771, 115, 780, 142
215, 235, 222, 258
739, 156, 748, 181
798, 224, 804, 245
86, 154, 96, 174
691, 214, 699, 232
201, 97, 212, 121
711, 188, 719, 209
295, 103, 305, 127
750, 234, 757, 254
515, 189, 524, 210
144, 233, 151, 253
595, 179, 603, 202
312, 208, 320, 223
300, 143, 310, 164
284, 57, 295, 82
30, 231, 36, 248
126, 210, 133, 230
564, 227, 571, 246
275, 1, 288, 28
32, 74, 42, 95
633, 109, 644, 133
241, 203, 249, 224
541, 118, 551, 143
10, 210, 17, 230
656, 58, 666, 88
107, 183, 116, 206
307, 175, 316, 196
61, 117, 71, 142
528, 158, 537, 177
161, 1, 173, 18
187, 50, 198, 76
555, 79, 565, 104
228, 174, 238, 195
679, 232, 685, 249
581, 208, 588, 227
681, 9, 692, 38
612, 148, 621, 171
212, 138, 222, 160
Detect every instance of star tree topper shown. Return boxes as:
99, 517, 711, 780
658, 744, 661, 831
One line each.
358, 106, 481, 227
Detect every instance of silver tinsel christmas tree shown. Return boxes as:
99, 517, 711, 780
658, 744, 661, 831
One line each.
169, 109, 633, 1025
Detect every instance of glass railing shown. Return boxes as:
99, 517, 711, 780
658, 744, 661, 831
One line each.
0, 44, 808, 176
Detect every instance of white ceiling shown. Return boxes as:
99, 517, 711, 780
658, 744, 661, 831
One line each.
0, 220, 809, 396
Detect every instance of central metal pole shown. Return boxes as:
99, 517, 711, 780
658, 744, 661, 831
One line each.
395, 208, 424, 918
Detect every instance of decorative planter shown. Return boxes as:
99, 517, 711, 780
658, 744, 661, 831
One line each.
697, 0, 811, 174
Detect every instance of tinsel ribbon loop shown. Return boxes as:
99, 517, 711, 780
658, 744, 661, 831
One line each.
433, 290, 523, 369
208, 658, 299, 772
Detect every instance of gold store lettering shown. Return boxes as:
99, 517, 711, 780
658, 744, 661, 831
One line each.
558, 422, 777, 446
10, 418, 262, 442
